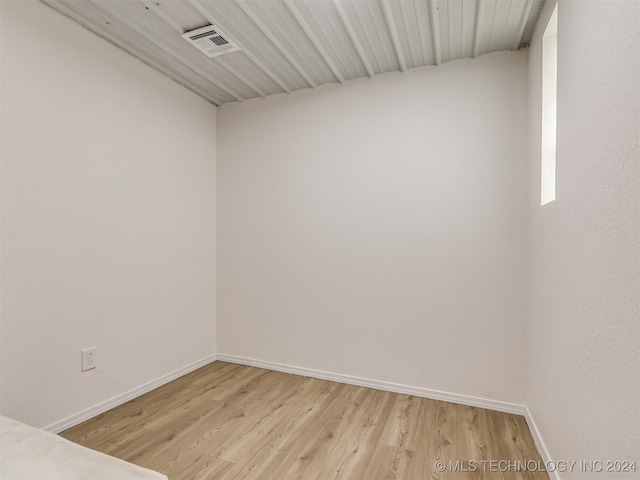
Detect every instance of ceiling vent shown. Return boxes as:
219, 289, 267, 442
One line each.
182, 25, 240, 58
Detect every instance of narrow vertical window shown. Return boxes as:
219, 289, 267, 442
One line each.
541, 4, 558, 206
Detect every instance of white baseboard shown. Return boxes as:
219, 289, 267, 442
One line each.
524, 407, 559, 480
43, 354, 217, 434
216, 353, 527, 416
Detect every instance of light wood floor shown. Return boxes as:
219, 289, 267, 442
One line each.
61, 362, 548, 480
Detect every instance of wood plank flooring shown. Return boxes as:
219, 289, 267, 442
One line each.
61, 362, 548, 480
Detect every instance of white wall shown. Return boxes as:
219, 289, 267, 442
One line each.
1, 1, 217, 429
527, 1, 640, 476
218, 51, 529, 404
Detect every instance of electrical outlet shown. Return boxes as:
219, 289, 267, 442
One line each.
81, 347, 97, 372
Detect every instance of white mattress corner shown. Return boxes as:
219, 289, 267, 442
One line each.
1, 415, 168, 480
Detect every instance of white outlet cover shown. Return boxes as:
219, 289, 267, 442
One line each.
81, 347, 96, 372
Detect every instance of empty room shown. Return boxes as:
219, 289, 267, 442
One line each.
1, 0, 638, 479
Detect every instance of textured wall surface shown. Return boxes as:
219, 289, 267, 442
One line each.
218, 51, 530, 404
527, 1, 640, 476
1, 1, 217, 428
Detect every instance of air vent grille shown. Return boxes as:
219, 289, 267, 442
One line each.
182, 25, 240, 58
